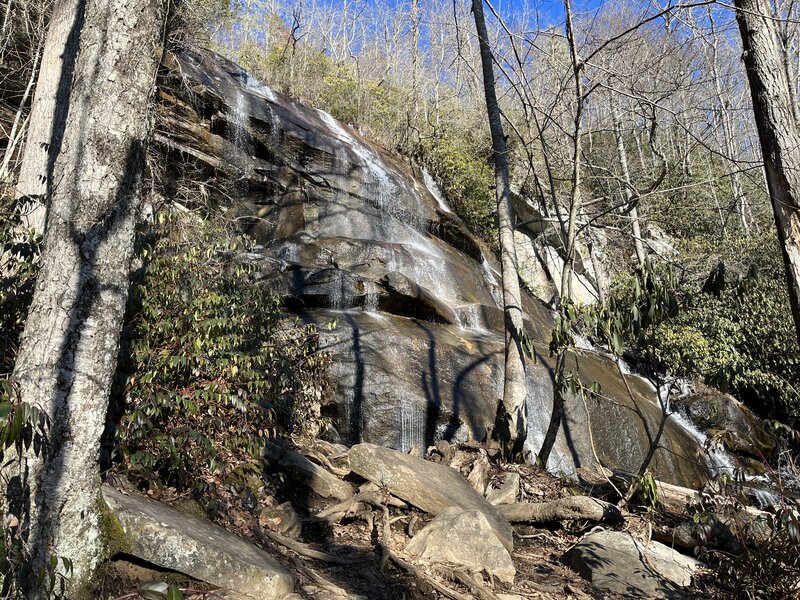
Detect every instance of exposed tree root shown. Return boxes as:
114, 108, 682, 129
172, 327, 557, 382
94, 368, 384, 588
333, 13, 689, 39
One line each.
377, 503, 473, 600
292, 558, 349, 597
254, 528, 362, 565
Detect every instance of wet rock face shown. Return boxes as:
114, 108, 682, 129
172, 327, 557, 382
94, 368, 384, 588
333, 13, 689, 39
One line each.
156, 47, 712, 488
672, 392, 776, 460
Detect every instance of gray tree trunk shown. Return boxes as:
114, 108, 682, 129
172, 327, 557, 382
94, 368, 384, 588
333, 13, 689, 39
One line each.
471, 0, 528, 456
558, 0, 584, 302
612, 99, 646, 267
736, 0, 800, 348
13, 0, 82, 235
4, 0, 166, 594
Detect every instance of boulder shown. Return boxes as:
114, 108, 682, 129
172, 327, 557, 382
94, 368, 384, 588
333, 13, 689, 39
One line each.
486, 471, 520, 505
570, 531, 702, 598
102, 486, 296, 599
258, 501, 302, 539
405, 507, 515, 583
672, 392, 776, 459
348, 443, 513, 551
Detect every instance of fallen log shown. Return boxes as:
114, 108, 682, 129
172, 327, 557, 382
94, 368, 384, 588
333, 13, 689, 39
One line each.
498, 496, 624, 524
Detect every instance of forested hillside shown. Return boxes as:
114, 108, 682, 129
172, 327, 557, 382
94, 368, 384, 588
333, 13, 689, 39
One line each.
1, 0, 799, 598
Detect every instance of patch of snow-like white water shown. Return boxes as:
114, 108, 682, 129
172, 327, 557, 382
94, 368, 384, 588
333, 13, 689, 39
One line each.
317, 109, 394, 195
454, 304, 489, 333
363, 291, 380, 312
669, 405, 779, 507
228, 89, 250, 151
422, 168, 451, 214
481, 255, 500, 287
362, 310, 389, 323
616, 358, 658, 393
241, 72, 278, 103
574, 335, 595, 351
329, 270, 350, 310
670, 410, 735, 477
399, 400, 424, 453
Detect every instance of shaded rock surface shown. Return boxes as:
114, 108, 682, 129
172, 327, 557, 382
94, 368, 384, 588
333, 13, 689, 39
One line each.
487, 471, 520, 505
263, 438, 354, 500
672, 391, 776, 459
102, 486, 296, 599
258, 501, 302, 539
405, 506, 516, 583
156, 46, 718, 489
569, 531, 702, 599
349, 443, 514, 551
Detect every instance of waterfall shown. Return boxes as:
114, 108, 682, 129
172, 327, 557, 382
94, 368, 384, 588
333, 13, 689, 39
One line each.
228, 89, 250, 151
241, 72, 278, 103
399, 400, 424, 453
455, 304, 488, 333
317, 109, 395, 208
669, 409, 778, 507
330, 270, 351, 309
422, 168, 452, 214
363, 290, 380, 311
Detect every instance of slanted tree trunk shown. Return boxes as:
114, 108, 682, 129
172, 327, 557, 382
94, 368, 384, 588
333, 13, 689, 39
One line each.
4, 0, 166, 594
471, 0, 528, 456
13, 0, 83, 236
735, 0, 800, 348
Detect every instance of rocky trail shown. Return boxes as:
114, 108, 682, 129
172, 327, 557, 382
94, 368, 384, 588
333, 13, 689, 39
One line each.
95, 436, 762, 600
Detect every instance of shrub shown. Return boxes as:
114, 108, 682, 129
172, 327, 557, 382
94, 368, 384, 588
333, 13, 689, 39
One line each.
419, 132, 498, 248
117, 215, 329, 508
645, 232, 800, 425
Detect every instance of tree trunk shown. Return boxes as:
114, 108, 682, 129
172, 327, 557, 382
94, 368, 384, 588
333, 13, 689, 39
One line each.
612, 98, 646, 267
736, 0, 800, 348
471, 0, 528, 456
4, 0, 166, 594
559, 0, 585, 302
13, 0, 82, 236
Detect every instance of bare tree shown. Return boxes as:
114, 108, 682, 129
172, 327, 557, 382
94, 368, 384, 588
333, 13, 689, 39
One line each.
471, 0, 528, 456
4, 0, 167, 594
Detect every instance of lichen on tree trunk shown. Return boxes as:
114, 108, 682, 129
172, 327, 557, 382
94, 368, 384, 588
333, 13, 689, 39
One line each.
3, 0, 166, 594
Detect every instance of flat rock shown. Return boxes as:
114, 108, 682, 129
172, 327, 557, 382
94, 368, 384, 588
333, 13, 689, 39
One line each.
349, 443, 513, 551
102, 485, 296, 599
570, 531, 703, 598
405, 507, 515, 583
487, 472, 520, 506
